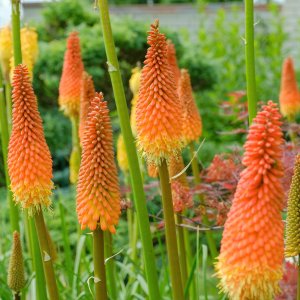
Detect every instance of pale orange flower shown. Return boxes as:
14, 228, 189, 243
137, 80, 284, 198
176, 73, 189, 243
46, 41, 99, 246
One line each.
279, 57, 300, 118
8, 65, 53, 213
136, 20, 183, 164
166, 40, 181, 85
58, 32, 84, 117
76, 93, 121, 233
216, 101, 285, 299
178, 69, 202, 144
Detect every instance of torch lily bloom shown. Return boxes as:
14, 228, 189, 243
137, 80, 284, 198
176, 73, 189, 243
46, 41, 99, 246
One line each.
76, 93, 121, 233
8, 65, 53, 213
136, 20, 183, 164
58, 32, 84, 117
285, 154, 300, 257
117, 134, 129, 174
167, 40, 181, 85
216, 101, 285, 300
279, 57, 300, 118
179, 69, 202, 144
129, 67, 141, 136
0, 26, 12, 80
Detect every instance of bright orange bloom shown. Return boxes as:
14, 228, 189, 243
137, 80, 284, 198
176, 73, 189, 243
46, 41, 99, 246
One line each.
216, 101, 285, 300
76, 93, 121, 233
79, 72, 95, 143
59, 32, 84, 117
8, 65, 53, 213
136, 20, 183, 164
178, 69, 202, 144
167, 40, 181, 85
279, 57, 300, 118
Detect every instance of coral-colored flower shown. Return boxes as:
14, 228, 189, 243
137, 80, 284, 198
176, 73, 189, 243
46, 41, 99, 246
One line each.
178, 69, 202, 144
79, 72, 95, 143
0, 26, 12, 80
117, 134, 129, 173
216, 101, 285, 300
59, 32, 84, 117
136, 20, 183, 164
8, 65, 53, 213
285, 154, 300, 257
77, 93, 121, 233
167, 40, 181, 85
279, 57, 300, 118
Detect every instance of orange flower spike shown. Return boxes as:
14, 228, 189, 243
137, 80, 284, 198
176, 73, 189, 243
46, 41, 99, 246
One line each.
77, 93, 121, 233
279, 57, 300, 118
179, 69, 202, 144
167, 40, 181, 85
216, 101, 285, 300
8, 65, 53, 213
59, 32, 84, 117
79, 72, 95, 144
136, 20, 183, 164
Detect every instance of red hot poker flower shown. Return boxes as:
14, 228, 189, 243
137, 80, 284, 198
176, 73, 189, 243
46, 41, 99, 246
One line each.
167, 40, 181, 86
76, 93, 121, 233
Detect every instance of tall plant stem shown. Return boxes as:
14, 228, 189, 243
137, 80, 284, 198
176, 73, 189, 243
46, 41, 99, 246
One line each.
158, 160, 184, 300
245, 0, 257, 124
0, 72, 19, 232
93, 227, 108, 300
5, 81, 12, 132
70, 116, 81, 184
189, 142, 218, 259
11, 0, 22, 66
175, 214, 188, 291
104, 231, 117, 300
97, 1, 160, 299
34, 209, 59, 300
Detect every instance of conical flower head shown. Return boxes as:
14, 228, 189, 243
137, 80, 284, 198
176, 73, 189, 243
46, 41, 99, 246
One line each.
136, 20, 183, 164
77, 93, 121, 233
7, 231, 26, 293
21, 27, 39, 64
167, 40, 181, 85
285, 154, 300, 257
279, 57, 300, 118
79, 72, 95, 144
8, 65, 53, 213
179, 69, 202, 144
117, 134, 129, 173
129, 66, 141, 95
59, 32, 84, 117
0, 26, 12, 79
216, 101, 285, 300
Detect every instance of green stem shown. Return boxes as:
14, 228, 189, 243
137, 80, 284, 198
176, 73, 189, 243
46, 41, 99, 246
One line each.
34, 209, 59, 300
97, 2, 160, 299
131, 213, 139, 262
70, 116, 81, 184
158, 159, 184, 300
189, 142, 218, 260
14, 293, 20, 300
93, 227, 108, 300
0, 72, 19, 232
298, 254, 300, 300
104, 231, 117, 300
245, 0, 257, 123
175, 214, 188, 293
11, 0, 22, 66
5, 81, 12, 133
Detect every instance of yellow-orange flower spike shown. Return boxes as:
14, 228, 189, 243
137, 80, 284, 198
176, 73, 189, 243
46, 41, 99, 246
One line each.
130, 94, 138, 136
285, 154, 300, 257
79, 72, 95, 144
136, 20, 183, 164
117, 134, 129, 173
179, 69, 202, 144
59, 32, 84, 117
8, 65, 53, 213
167, 40, 181, 85
279, 57, 300, 118
216, 101, 285, 300
21, 27, 39, 64
77, 93, 121, 233
0, 26, 12, 80
129, 66, 141, 95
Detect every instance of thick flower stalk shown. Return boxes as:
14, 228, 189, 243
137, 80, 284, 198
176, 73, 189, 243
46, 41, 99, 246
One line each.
8, 64, 53, 213
279, 57, 300, 119
79, 72, 95, 144
216, 101, 285, 300
77, 92, 121, 233
117, 134, 129, 173
136, 20, 183, 164
285, 154, 300, 257
179, 69, 202, 144
167, 40, 181, 85
0, 26, 12, 80
59, 32, 84, 117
